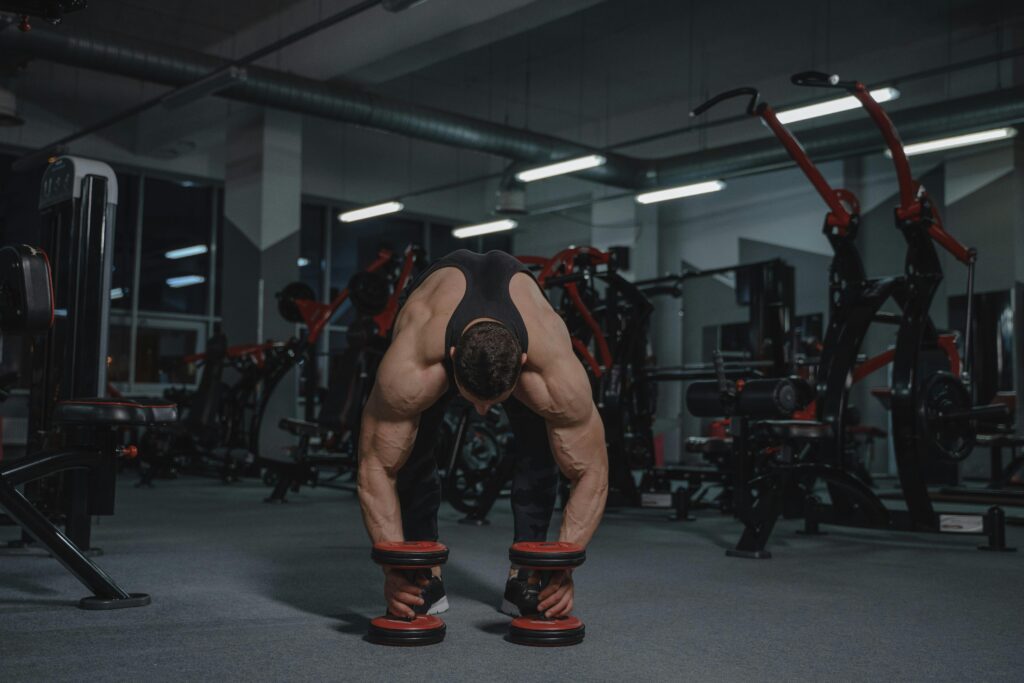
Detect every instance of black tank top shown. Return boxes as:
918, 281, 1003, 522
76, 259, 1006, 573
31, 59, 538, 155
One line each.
404, 250, 537, 378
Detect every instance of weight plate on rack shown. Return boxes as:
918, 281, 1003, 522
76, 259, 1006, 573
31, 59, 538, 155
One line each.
348, 271, 390, 317
919, 372, 975, 463
277, 281, 316, 323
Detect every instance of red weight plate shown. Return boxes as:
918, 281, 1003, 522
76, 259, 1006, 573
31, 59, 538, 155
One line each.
510, 541, 583, 555
371, 614, 445, 631
510, 615, 583, 631
372, 540, 449, 568
374, 541, 447, 554
508, 615, 585, 647
368, 614, 446, 646
509, 541, 585, 569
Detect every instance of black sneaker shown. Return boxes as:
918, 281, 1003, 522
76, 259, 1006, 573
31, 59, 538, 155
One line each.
421, 576, 449, 615
500, 569, 539, 617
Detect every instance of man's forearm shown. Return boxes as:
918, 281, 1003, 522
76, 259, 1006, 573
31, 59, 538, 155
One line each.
555, 410, 609, 547
357, 461, 404, 543
357, 415, 412, 543
547, 407, 608, 547
558, 460, 608, 546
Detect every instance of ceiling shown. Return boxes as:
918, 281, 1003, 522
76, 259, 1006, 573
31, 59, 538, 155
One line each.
2, 0, 1023, 184
51, 0, 291, 51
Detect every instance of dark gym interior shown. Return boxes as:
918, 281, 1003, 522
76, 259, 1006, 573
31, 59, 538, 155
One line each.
0, 1, 1022, 680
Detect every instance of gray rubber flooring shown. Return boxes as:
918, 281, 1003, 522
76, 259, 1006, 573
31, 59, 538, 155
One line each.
1, 475, 1022, 682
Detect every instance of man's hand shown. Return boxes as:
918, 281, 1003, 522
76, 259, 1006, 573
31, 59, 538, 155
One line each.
383, 567, 428, 618
537, 569, 574, 618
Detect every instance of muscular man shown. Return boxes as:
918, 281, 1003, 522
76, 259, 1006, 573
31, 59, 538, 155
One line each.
357, 249, 608, 621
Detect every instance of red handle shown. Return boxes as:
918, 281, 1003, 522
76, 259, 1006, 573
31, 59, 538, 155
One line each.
757, 104, 854, 233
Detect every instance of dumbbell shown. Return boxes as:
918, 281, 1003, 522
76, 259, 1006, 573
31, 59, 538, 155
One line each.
507, 541, 586, 647
368, 541, 449, 646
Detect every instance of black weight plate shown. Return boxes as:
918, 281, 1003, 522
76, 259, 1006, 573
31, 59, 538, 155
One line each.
348, 271, 390, 317
277, 281, 316, 323
920, 372, 975, 463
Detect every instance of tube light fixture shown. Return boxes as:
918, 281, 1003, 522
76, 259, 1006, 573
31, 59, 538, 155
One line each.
635, 180, 726, 205
297, 257, 311, 267
886, 127, 1018, 158
166, 275, 206, 288
338, 201, 404, 223
165, 244, 209, 260
776, 87, 900, 125
452, 219, 518, 239
515, 154, 607, 183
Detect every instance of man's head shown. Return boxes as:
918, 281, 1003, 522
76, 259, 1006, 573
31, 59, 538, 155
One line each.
450, 321, 525, 413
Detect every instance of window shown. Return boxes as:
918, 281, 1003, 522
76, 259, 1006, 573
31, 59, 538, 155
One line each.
300, 203, 326, 300
107, 322, 132, 384
133, 318, 202, 387
214, 188, 224, 317
110, 174, 140, 309
137, 178, 215, 315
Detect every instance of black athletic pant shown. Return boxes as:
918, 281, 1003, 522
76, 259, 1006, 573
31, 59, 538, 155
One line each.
397, 393, 559, 543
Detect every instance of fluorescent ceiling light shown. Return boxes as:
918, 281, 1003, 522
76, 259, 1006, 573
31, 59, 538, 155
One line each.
297, 257, 311, 267
110, 287, 125, 300
777, 87, 900, 124
165, 244, 208, 260
635, 180, 726, 205
452, 219, 518, 239
515, 154, 607, 183
166, 275, 206, 288
886, 127, 1017, 158
339, 201, 404, 223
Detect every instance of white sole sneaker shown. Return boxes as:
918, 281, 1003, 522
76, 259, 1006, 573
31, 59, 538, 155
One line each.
426, 595, 450, 615
499, 598, 520, 617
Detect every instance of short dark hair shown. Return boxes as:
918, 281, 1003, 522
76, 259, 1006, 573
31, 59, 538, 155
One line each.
453, 321, 522, 400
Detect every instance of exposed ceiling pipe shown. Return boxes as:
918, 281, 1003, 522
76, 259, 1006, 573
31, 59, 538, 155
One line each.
0, 26, 646, 187
3, 27, 1024, 192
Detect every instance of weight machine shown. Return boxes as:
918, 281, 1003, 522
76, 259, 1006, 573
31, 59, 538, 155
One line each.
690, 75, 1013, 557
0, 157, 176, 608
264, 245, 424, 502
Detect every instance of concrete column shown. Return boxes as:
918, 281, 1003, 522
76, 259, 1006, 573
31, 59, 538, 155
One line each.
589, 196, 658, 281
590, 197, 684, 462
222, 109, 303, 459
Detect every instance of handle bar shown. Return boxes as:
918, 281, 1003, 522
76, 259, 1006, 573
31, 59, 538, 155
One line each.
792, 71, 974, 266
791, 70, 857, 90
690, 87, 759, 118
692, 86, 854, 232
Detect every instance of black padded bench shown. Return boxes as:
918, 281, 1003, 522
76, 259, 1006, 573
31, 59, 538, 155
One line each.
0, 397, 176, 609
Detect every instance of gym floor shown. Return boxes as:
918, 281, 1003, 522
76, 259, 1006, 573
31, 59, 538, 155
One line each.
1, 476, 1021, 682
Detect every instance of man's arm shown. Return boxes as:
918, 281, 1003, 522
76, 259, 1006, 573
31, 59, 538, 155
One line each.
357, 322, 447, 544
545, 360, 609, 547
516, 355, 609, 547
514, 355, 607, 618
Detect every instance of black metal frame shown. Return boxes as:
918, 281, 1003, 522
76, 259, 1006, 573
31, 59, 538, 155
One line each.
0, 429, 150, 609
696, 78, 1014, 557
0, 158, 158, 607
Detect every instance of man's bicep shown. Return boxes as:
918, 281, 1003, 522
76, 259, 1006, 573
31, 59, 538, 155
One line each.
555, 350, 599, 423
361, 340, 446, 470
361, 390, 421, 470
